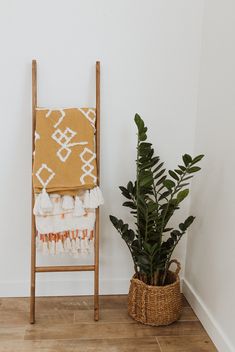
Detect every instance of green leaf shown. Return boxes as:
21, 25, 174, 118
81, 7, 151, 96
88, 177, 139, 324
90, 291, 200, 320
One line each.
184, 215, 195, 229
127, 181, 133, 193
175, 169, 183, 175
171, 229, 181, 237
178, 165, 186, 171
154, 169, 166, 179
188, 166, 201, 173
119, 186, 131, 199
152, 162, 164, 174
122, 201, 136, 209
139, 175, 153, 187
117, 219, 123, 228
123, 229, 135, 242
179, 223, 186, 231
121, 223, 128, 232
182, 154, 192, 166
191, 154, 204, 165
109, 215, 118, 227
137, 255, 150, 266
139, 133, 147, 141
169, 170, 179, 181
139, 142, 152, 148
134, 113, 144, 132
163, 227, 174, 232
177, 189, 189, 203
159, 191, 171, 200
163, 179, 175, 189
156, 175, 167, 186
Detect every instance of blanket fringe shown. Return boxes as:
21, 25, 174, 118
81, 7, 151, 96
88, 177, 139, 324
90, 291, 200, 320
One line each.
84, 186, 104, 208
34, 186, 104, 216
37, 230, 94, 256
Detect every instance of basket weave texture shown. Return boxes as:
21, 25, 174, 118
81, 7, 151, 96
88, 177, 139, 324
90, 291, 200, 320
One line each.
128, 260, 182, 326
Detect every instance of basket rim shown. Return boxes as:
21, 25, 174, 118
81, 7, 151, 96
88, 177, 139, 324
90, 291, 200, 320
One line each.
131, 271, 180, 290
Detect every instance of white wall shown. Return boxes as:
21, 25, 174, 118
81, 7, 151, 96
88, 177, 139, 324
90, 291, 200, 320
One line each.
0, 0, 204, 297
184, 1, 235, 351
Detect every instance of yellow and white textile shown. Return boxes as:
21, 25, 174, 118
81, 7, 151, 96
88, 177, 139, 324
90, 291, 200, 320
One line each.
32, 107, 103, 256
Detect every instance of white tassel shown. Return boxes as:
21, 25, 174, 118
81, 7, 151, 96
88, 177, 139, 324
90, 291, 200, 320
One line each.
36, 234, 41, 249
84, 187, 104, 209
33, 194, 42, 215
62, 195, 74, 211
56, 239, 64, 254
71, 239, 77, 254
42, 241, 49, 255
64, 237, 68, 252
49, 241, 56, 256
75, 237, 81, 250
89, 238, 94, 253
40, 188, 53, 213
84, 237, 89, 250
66, 237, 72, 251
80, 238, 87, 253
83, 190, 90, 208
95, 186, 104, 206
89, 188, 98, 208
73, 196, 85, 216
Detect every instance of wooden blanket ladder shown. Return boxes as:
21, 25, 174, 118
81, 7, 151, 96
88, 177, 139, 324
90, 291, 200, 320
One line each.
30, 60, 100, 324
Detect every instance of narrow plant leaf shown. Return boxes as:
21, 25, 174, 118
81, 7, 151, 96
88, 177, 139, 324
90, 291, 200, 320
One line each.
182, 154, 192, 166
169, 170, 179, 181
191, 154, 204, 165
119, 186, 131, 199
177, 189, 189, 203
188, 166, 201, 173
163, 179, 175, 189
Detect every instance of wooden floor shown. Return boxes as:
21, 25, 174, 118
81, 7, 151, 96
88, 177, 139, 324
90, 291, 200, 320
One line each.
0, 294, 217, 351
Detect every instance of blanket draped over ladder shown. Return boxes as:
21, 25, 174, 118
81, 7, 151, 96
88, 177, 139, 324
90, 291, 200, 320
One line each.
33, 107, 104, 256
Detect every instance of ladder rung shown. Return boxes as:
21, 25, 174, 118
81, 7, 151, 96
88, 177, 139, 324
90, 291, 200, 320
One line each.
35, 265, 95, 273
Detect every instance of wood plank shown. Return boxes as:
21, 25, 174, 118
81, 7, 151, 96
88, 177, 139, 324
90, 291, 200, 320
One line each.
0, 337, 160, 352
34, 295, 127, 312
179, 307, 198, 321
74, 306, 198, 324
0, 298, 29, 312
0, 327, 25, 341
30, 59, 37, 324
0, 310, 75, 327
94, 60, 100, 321
0, 306, 197, 327
74, 308, 132, 323
24, 321, 206, 341
157, 335, 218, 352
35, 265, 95, 272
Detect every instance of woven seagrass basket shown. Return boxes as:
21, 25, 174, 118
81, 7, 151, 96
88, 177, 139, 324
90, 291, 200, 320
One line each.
128, 260, 182, 326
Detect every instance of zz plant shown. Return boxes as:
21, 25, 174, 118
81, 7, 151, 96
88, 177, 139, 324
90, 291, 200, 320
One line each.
110, 114, 204, 286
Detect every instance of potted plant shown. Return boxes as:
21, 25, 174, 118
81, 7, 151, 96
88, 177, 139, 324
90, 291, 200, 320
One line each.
110, 114, 204, 326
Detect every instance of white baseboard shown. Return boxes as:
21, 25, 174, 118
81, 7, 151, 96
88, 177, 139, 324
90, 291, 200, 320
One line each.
182, 278, 234, 352
0, 278, 130, 297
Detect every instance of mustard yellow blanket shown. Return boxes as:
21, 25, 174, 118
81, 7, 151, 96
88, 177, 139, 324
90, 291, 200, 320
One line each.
33, 107, 103, 256
33, 108, 97, 195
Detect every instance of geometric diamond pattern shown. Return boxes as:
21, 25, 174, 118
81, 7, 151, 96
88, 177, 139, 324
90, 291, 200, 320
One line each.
52, 127, 87, 163
36, 163, 55, 188
80, 147, 97, 184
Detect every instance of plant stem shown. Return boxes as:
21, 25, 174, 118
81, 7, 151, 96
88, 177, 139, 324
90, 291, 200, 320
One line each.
136, 135, 141, 247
